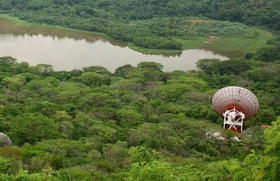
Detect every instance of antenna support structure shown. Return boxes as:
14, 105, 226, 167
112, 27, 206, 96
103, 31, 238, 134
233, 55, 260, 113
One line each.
212, 86, 259, 133
223, 107, 245, 132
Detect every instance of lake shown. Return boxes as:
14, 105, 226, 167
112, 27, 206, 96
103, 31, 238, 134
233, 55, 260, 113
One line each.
0, 17, 227, 72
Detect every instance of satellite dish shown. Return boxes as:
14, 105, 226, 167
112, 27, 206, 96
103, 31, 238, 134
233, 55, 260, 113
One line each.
0, 132, 12, 147
212, 86, 259, 132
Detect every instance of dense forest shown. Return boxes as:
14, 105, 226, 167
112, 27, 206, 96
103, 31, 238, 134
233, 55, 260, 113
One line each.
0, 42, 279, 179
0, 0, 279, 180
0, 0, 279, 55
1, 0, 280, 30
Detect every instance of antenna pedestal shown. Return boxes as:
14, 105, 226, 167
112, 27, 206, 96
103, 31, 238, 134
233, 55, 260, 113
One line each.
223, 108, 245, 132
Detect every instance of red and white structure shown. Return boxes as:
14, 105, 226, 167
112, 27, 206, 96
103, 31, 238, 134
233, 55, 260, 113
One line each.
212, 86, 259, 132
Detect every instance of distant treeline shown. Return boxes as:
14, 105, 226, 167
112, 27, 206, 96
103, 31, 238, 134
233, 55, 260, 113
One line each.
0, 0, 279, 31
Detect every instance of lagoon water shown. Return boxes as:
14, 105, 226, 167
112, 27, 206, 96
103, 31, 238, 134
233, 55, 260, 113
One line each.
0, 18, 227, 72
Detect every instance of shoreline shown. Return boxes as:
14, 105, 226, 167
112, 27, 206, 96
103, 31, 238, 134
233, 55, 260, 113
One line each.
0, 14, 273, 58
0, 14, 184, 56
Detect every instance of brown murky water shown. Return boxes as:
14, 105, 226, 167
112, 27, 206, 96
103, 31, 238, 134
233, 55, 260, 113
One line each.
0, 18, 227, 72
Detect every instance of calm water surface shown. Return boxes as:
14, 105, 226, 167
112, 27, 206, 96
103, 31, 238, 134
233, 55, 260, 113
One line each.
0, 18, 227, 72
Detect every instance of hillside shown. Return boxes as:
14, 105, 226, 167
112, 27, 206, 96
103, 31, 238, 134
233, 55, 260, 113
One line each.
1, 0, 280, 30
0, 46, 279, 179
0, 0, 278, 56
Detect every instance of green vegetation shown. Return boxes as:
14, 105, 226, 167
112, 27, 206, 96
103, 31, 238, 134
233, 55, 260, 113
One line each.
0, 0, 280, 180
0, 42, 278, 179
0, 0, 277, 56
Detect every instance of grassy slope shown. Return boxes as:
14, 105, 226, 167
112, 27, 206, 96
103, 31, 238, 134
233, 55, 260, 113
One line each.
203, 29, 273, 57
125, 19, 273, 57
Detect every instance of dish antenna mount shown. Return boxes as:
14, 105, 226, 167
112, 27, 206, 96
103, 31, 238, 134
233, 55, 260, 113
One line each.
212, 86, 259, 132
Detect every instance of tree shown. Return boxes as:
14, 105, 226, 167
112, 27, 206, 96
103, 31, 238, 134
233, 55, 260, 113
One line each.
114, 64, 135, 78
32, 64, 54, 75
0, 57, 16, 72
103, 141, 129, 167
116, 108, 143, 127
196, 59, 220, 74
256, 109, 277, 125
217, 59, 252, 75
12, 62, 30, 74
79, 72, 111, 87
255, 47, 280, 62
127, 147, 173, 181
2, 75, 26, 90
0, 157, 10, 174
9, 113, 59, 145
137, 62, 163, 72
83, 66, 111, 75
